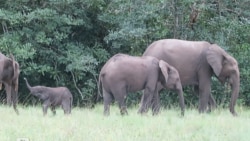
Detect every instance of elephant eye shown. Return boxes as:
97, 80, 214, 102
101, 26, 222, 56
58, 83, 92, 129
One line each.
231, 69, 236, 74
168, 68, 172, 73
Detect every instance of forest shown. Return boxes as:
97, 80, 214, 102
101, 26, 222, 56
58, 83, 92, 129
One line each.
0, 0, 249, 108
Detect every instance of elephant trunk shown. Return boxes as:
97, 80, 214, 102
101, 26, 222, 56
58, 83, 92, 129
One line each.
177, 83, 185, 116
24, 77, 32, 91
229, 71, 240, 116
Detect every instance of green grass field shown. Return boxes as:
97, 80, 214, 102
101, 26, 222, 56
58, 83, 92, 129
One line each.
0, 104, 250, 141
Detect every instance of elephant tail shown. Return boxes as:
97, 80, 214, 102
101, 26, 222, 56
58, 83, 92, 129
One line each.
10, 54, 15, 72
10, 54, 19, 114
10, 54, 16, 79
70, 95, 73, 113
10, 54, 19, 91
96, 73, 103, 103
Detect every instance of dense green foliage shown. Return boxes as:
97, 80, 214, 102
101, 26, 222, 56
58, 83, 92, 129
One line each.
0, 0, 249, 107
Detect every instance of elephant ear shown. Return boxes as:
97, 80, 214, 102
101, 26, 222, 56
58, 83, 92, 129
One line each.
36, 91, 49, 100
38, 93, 49, 100
159, 60, 169, 84
206, 44, 224, 76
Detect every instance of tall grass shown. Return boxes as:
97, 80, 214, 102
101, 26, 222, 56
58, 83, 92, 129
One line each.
0, 104, 250, 141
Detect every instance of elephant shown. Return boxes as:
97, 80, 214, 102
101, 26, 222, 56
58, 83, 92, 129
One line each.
24, 78, 73, 116
0, 52, 20, 114
143, 39, 240, 116
98, 53, 185, 116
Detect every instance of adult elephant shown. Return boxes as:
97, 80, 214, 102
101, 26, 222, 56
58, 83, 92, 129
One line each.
143, 39, 240, 116
98, 53, 185, 116
0, 52, 20, 114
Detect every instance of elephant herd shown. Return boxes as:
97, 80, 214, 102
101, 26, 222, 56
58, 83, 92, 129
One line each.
99, 39, 240, 116
0, 39, 240, 117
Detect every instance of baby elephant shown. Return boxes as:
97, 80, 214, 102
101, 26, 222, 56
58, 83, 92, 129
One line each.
98, 53, 185, 116
24, 78, 73, 115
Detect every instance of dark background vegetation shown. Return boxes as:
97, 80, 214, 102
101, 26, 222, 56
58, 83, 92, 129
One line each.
0, 0, 249, 109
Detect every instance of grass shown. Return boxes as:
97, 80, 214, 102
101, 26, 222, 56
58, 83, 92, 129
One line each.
0, 104, 250, 141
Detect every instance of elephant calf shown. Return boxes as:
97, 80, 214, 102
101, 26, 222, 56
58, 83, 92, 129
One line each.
24, 78, 73, 115
98, 53, 185, 116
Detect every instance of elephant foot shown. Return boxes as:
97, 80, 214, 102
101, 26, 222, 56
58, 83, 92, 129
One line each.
14, 107, 19, 115
206, 107, 212, 113
152, 106, 160, 116
230, 109, 238, 117
120, 106, 128, 115
152, 112, 159, 116
152, 109, 160, 116
103, 110, 110, 116
120, 111, 128, 116
137, 107, 148, 115
180, 110, 184, 117
104, 105, 110, 116
208, 102, 217, 113
137, 111, 147, 116
198, 108, 206, 114
232, 112, 238, 117
199, 105, 214, 114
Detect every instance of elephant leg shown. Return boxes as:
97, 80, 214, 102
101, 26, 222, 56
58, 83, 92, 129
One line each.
198, 82, 211, 113
4, 83, 12, 106
0, 82, 2, 90
195, 85, 216, 113
62, 100, 71, 114
208, 94, 217, 112
138, 87, 154, 114
118, 100, 128, 115
112, 88, 128, 115
103, 89, 113, 116
138, 93, 146, 114
176, 88, 185, 116
151, 83, 163, 115
51, 106, 56, 115
11, 87, 19, 114
151, 92, 160, 115
42, 100, 50, 116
